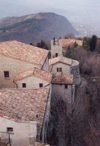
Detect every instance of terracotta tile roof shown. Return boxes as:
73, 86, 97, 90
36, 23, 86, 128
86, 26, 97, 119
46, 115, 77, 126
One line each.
14, 67, 52, 83
49, 57, 79, 68
0, 88, 49, 125
61, 39, 83, 48
0, 40, 48, 68
52, 74, 73, 84
49, 56, 72, 66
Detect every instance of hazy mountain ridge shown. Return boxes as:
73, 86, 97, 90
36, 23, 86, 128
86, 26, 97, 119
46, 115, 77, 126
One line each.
0, 12, 77, 43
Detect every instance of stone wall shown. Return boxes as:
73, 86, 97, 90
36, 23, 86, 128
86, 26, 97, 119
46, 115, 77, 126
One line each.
71, 64, 81, 85
42, 57, 49, 72
52, 84, 73, 114
0, 55, 48, 88
0, 117, 37, 146
0, 55, 35, 88
50, 61, 81, 85
51, 62, 71, 75
51, 40, 62, 58
16, 76, 49, 89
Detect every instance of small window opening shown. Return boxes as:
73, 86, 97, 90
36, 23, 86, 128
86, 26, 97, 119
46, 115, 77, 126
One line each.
22, 83, 26, 88
55, 53, 58, 57
7, 127, 13, 133
65, 84, 68, 89
57, 68, 62, 72
39, 83, 43, 88
36, 114, 39, 118
4, 71, 9, 78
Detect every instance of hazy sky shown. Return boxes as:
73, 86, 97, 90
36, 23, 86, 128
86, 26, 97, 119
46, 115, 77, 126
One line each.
0, 0, 100, 26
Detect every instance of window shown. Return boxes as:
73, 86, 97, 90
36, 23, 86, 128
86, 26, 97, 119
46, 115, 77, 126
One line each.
7, 127, 13, 133
57, 68, 62, 72
39, 83, 43, 88
55, 53, 58, 57
22, 83, 26, 88
65, 84, 68, 89
4, 71, 9, 78
36, 114, 39, 118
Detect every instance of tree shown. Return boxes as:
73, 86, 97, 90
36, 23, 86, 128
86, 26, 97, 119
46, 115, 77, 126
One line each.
37, 40, 49, 50
73, 42, 78, 48
89, 35, 97, 52
82, 37, 90, 51
64, 46, 75, 59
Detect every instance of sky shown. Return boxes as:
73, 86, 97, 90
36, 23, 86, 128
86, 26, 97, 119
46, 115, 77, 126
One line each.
0, 0, 100, 27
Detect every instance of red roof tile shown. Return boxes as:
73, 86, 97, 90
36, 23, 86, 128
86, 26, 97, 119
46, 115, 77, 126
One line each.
14, 68, 52, 83
0, 88, 49, 124
0, 40, 48, 68
52, 74, 73, 84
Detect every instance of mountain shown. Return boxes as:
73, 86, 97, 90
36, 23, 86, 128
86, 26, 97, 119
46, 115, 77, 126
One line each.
0, 13, 77, 43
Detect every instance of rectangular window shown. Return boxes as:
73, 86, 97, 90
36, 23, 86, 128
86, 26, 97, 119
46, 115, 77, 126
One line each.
65, 84, 68, 89
4, 71, 9, 78
39, 83, 43, 88
55, 53, 58, 57
7, 127, 13, 133
57, 68, 62, 72
22, 83, 26, 88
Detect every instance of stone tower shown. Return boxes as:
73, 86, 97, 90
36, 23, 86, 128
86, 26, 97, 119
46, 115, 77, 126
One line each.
51, 38, 63, 58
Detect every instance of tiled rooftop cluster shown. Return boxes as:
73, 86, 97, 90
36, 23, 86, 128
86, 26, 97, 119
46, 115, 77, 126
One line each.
0, 88, 49, 124
52, 74, 73, 84
0, 40, 48, 68
61, 39, 83, 48
15, 67, 52, 83
0, 40, 52, 145
49, 56, 79, 69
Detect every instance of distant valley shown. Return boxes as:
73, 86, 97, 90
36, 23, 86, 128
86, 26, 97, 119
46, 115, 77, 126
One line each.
0, 12, 77, 43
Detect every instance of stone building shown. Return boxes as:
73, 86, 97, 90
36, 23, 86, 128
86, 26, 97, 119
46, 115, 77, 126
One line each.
51, 39, 63, 58
0, 87, 51, 145
61, 38, 83, 54
49, 56, 81, 85
0, 116, 37, 146
51, 38, 83, 57
14, 67, 52, 89
0, 40, 49, 88
51, 74, 75, 114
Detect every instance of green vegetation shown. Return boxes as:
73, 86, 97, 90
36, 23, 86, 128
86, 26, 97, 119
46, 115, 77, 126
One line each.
37, 40, 49, 50
89, 35, 97, 52
82, 35, 97, 51
73, 42, 78, 48
82, 37, 90, 51
64, 46, 75, 59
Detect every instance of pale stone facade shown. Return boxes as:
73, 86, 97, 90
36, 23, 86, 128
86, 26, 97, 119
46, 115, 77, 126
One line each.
50, 62, 71, 74
52, 84, 73, 113
0, 41, 51, 145
0, 117, 37, 146
14, 68, 52, 89
49, 57, 81, 85
0, 55, 35, 88
0, 41, 49, 88
0, 88, 51, 143
51, 74, 74, 114
51, 38, 83, 58
15, 76, 50, 89
51, 39, 63, 58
